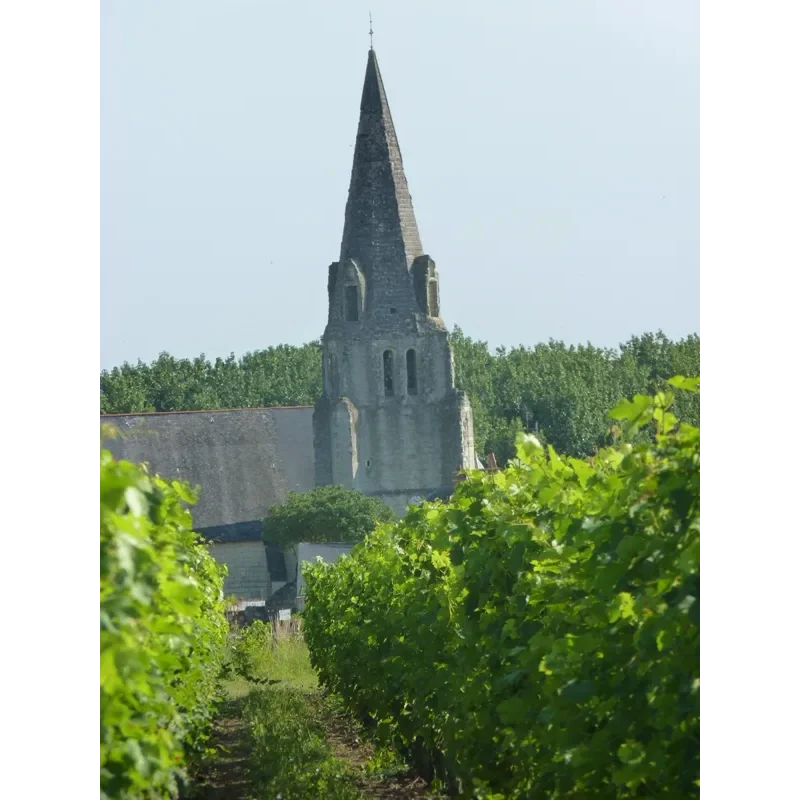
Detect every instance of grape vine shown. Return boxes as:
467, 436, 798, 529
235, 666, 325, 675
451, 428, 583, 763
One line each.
303, 378, 700, 798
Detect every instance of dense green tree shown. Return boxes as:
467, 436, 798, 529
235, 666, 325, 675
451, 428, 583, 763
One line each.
619, 331, 700, 426
262, 485, 395, 549
100, 343, 322, 414
100, 360, 155, 414
448, 326, 699, 463
101, 328, 699, 464
236, 343, 322, 407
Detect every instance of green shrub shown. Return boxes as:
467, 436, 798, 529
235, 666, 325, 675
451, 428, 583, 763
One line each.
230, 620, 273, 677
304, 379, 700, 798
100, 447, 228, 798
263, 484, 395, 549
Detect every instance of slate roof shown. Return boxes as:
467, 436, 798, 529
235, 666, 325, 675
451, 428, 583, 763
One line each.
101, 407, 315, 542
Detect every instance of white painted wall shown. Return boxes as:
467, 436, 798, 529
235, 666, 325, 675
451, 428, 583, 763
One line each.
295, 542, 356, 597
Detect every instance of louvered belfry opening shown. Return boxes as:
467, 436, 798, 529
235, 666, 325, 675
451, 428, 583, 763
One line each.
406, 349, 417, 394
383, 350, 394, 395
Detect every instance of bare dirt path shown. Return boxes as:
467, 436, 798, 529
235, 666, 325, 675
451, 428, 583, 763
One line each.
313, 694, 441, 800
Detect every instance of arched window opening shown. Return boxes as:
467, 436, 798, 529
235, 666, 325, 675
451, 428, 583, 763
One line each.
345, 285, 359, 321
406, 349, 418, 395
383, 350, 394, 396
427, 280, 440, 317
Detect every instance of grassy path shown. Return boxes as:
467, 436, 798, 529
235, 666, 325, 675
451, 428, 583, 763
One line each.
189, 631, 439, 800
187, 696, 250, 800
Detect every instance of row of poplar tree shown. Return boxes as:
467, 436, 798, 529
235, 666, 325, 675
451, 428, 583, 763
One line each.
100, 327, 699, 463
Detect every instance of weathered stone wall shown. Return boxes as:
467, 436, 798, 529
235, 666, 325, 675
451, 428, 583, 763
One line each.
314, 327, 477, 512
314, 48, 476, 514
207, 541, 271, 600
331, 397, 359, 487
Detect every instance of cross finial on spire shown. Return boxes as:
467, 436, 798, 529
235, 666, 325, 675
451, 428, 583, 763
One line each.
369, 12, 374, 50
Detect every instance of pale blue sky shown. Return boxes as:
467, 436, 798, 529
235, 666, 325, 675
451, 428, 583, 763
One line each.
100, 0, 699, 370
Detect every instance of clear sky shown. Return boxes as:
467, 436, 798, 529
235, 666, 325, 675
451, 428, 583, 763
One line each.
100, 0, 699, 371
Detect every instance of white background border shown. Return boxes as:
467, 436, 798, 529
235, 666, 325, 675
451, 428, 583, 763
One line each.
702, 0, 799, 797
2, 1, 799, 796
1, 1, 98, 794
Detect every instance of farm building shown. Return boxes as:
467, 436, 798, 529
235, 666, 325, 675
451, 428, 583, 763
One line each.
101, 406, 314, 601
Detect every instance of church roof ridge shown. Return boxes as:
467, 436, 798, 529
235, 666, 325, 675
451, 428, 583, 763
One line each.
100, 405, 314, 418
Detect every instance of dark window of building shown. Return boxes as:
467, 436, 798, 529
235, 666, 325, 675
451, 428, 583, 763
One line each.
427, 280, 439, 317
406, 349, 417, 395
345, 285, 359, 321
265, 543, 287, 582
383, 350, 394, 395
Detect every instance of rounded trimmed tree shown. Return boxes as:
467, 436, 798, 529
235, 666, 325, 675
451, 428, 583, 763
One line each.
263, 485, 395, 549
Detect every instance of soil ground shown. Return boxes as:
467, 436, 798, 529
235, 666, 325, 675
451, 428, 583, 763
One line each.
189, 680, 441, 800
315, 693, 440, 799
187, 697, 250, 800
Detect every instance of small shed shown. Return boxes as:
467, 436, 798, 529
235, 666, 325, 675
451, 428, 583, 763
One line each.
294, 542, 356, 610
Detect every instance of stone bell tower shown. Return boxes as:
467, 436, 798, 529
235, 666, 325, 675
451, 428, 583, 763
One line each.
313, 48, 477, 515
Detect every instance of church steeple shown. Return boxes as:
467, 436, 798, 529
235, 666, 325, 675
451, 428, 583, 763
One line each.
314, 48, 477, 515
338, 50, 423, 302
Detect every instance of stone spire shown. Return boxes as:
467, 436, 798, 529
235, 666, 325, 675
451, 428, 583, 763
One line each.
314, 47, 478, 515
339, 49, 424, 281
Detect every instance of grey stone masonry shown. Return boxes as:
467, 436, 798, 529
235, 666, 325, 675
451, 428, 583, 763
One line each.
314, 49, 476, 515
337, 48, 423, 323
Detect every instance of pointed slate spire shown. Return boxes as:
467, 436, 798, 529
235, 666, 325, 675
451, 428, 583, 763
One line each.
339, 50, 423, 302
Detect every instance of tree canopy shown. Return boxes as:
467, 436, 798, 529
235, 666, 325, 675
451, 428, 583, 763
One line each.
448, 327, 700, 462
262, 485, 395, 549
101, 328, 699, 464
100, 343, 322, 415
